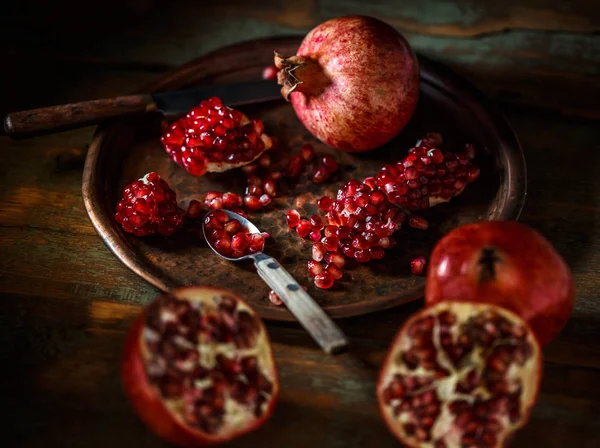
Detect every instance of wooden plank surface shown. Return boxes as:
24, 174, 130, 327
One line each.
2, 0, 600, 446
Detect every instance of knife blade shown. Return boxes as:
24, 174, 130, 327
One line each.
4, 80, 284, 137
153, 81, 283, 117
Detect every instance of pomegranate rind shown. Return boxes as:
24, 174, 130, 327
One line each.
377, 302, 542, 448
424, 220, 574, 346
121, 286, 279, 447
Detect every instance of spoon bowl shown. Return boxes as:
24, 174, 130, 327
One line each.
202, 209, 349, 355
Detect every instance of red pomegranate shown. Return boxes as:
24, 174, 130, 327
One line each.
274, 15, 419, 152
121, 286, 279, 446
425, 221, 574, 346
377, 301, 542, 448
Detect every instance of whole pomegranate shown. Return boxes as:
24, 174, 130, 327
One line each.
425, 221, 574, 346
121, 286, 279, 446
377, 301, 542, 448
274, 15, 419, 152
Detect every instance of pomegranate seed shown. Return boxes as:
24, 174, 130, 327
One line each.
310, 215, 324, 230
244, 195, 262, 211
186, 199, 203, 219
205, 191, 223, 210
352, 235, 369, 250
222, 192, 242, 209
308, 260, 323, 277
411, 256, 427, 275
313, 167, 330, 183
286, 155, 304, 178
409, 215, 429, 230
369, 247, 385, 260
296, 220, 312, 238
262, 65, 278, 80
354, 250, 371, 263
312, 242, 325, 262
324, 225, 338, 237
268, 289, 283, 305
322, 155, 338, 172
263, 180, 277, 197
314, 272, 334, 289
286, 210, 301, 228
242, 163, 259, 175
325, 252, 345, 268
309, 230, 322, 241
224, 219, 242, 234
259, 194, 272, 206
467, 166, 480, 182
231, 232, 250, 251
247, 175, 262, 186
258, 153, 271, 167
322, 236, 339, 252
300, 143, 316, 162
318, 196, 334, 211
326, 263, 343, 280
246, 185, 263, 196
248, 233, 265, 253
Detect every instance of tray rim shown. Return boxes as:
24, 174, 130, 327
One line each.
82, 36, 527, 321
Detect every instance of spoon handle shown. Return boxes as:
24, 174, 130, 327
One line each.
253, 254, 349, 355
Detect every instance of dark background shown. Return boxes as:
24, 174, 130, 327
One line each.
2, 1, 600, 447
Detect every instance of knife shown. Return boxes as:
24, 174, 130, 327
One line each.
3, 80, 283, 138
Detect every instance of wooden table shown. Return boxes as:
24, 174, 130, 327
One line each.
2, 1, 599, 446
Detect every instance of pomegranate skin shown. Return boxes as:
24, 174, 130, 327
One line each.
278, 16, 419, 152
121, 287, 280, 447
425, 221, 574, 346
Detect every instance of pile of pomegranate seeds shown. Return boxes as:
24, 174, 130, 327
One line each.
373, 132, 480, 210
115, 172, 185, 237
160, 96, 272, 176
204, 211, 267, 258
285, 133, 479, 289
141, 290, 277, 435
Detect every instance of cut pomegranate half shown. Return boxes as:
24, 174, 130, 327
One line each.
121, 286, 279, 447
160, 97, 273, 176
377, 302, 541, 448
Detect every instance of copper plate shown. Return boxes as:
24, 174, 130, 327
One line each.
82, 36, 526, 321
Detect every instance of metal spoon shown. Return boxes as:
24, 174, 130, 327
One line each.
203, 209, 349, 355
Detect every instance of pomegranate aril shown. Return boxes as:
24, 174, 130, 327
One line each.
313, 167, 330, 183
325, 252, 345, 268
246, 185, 263, 196
186, 199, 203, 219
309, 230, 322, 242
224, 219, 242, 234
314, 272, 334, 289
324, 225, 338, 237
310, 215, 324, 230
286, 155, 304, 178
300, 143, 316, 162
268, 289, 283, 305
296, 220, 312, 238
354, 250, 370, 263
318, 196, 334, 211
258, 153, 271, 167
308, 260, 324, 277
409, 215, 429, 230
244, 195, 262, 211
259, 194, 272, 207
326, 263, 343, 280
312, 243, 325, 262
222, 192, 243, 209
231, 232, 250, 251
263, 180, 277, 197
369, 247, 385, 260
286, 209, 301, 228
322, 155, 338, 172
322, 236, 339, 252
410, 256, 427, 275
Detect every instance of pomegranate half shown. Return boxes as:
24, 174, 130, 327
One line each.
121, 286, 279, 446
274, 15, 419, 152
425, 220, 574, 346
377, 301, 542, 448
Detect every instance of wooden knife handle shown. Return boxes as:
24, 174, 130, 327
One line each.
3, 94, 157, 137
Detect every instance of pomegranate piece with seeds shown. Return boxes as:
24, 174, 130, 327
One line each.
374, 132, 480, 210
115, 172, 185, 237
204, 211, 267, 258
160, 96, 272, 176
377, 302, 541, 448
121, 286, 279, 446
